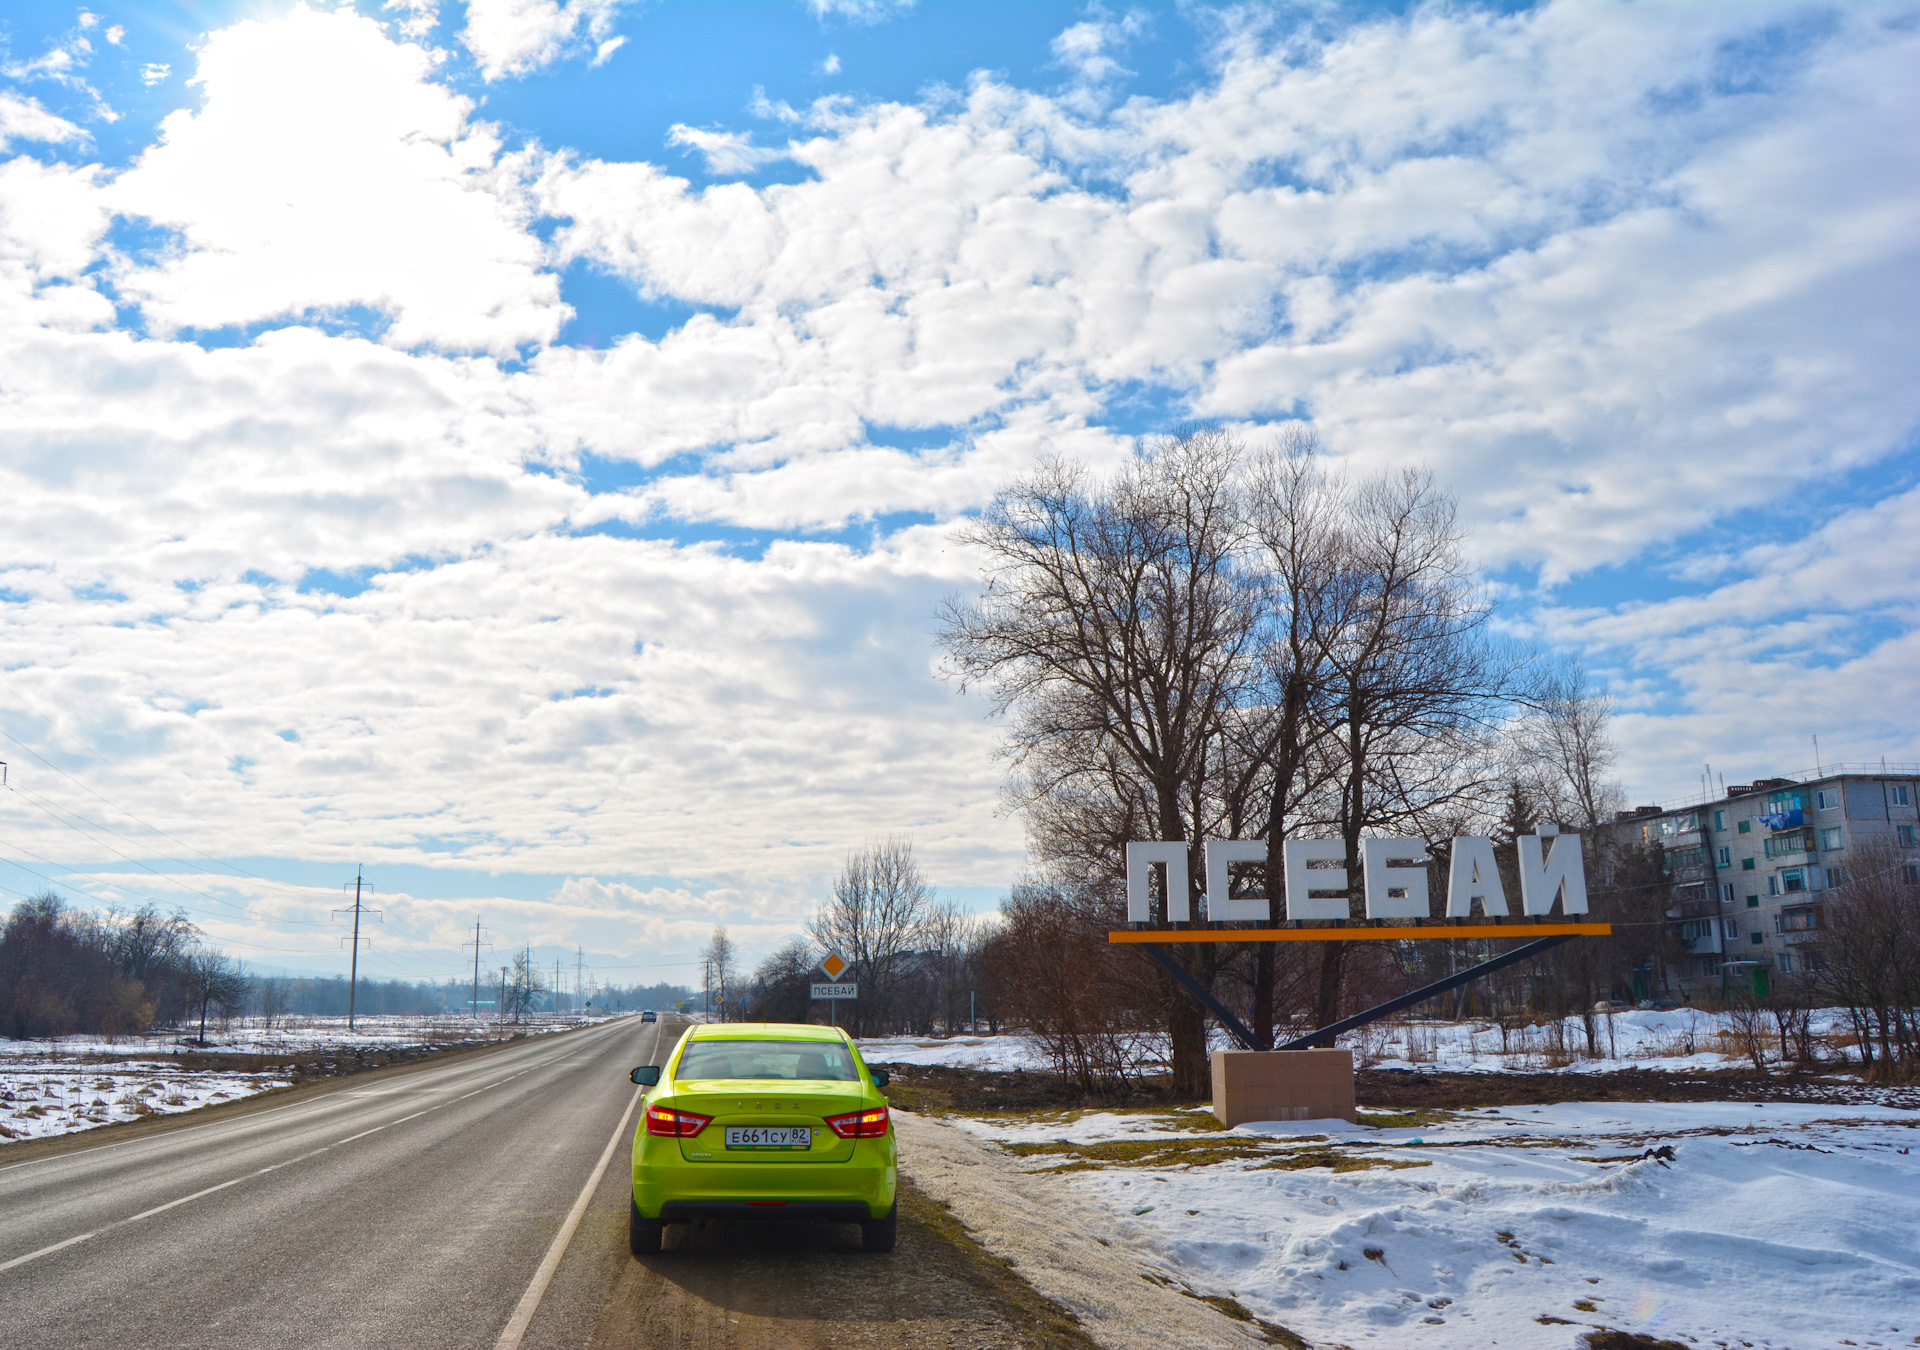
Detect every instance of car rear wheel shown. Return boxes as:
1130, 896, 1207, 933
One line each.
630, 1200, 665, 1257
860, 1201, 897, 1253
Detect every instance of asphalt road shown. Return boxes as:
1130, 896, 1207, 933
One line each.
0, 1016, 1086, 1350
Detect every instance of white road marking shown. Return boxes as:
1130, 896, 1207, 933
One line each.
0, 1038, 612, 1272
0, 1229, 95, 1274
492, 1085, 644, 1350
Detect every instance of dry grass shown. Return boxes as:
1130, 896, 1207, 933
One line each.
999, 1136, 1430, 1175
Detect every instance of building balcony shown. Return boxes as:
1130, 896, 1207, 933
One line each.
1781, 929, 1822, 946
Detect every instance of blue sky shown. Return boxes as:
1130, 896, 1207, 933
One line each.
0, 0, 1916, 983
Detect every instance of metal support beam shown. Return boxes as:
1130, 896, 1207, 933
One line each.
1275, 933, 1577, 1051
1140, 942, 1264, 1051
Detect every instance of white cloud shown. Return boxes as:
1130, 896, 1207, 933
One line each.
805, 0, 914, 23
459, 0, 632, 81
108, 5, 564, 354
820, 53, 841, 75
383, 0, 440, 41
1538, 484, 1920, 797
665, 124, 788, 176
2, 0, 1917, 969
138, 62, 169, 85
0, 92, 85, 151
1051, 7, 1148, 84
592, 35, 626, 66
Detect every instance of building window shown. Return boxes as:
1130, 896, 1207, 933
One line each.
1721, 882, 1734, 904
1713, 809, 1725, 831
1782, 868, 1806, 893
1742, 857, 1755, 870
1894, 785, 1911, 806
1751, 932, 1765, 945
1906, 863, 1920, 885
1899, 825, 1916, 847
1746, 894, 1759, 908
1779, 953, 1794, 973
1722, 919, 1739, 939
1819, 826, 1843, 850
1717, 846, 1731, 867
1767, 792, 1805, 814
1826, 866, 1846, 887
1765, 832, 1808, 858
1814, 788, 1838, 811
1768, 875, 1780, 896
1738, 820, 1752, 834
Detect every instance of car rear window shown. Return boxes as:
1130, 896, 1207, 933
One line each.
675, 1039, 860, 1082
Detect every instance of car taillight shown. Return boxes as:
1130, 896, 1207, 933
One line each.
645, 1106, 711, 1137
824, 1106, 889, 1139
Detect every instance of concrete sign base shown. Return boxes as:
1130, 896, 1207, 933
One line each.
1209, 1048, 1356, 1126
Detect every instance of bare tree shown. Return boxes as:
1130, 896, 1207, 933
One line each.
1304, 466, 1519, 1030
185, 951, 247, 1044
256, 975, 290, 1031
750, 939, 818, 1023
1810, 837, 1920, 1076
811, 837, 933, 1036
1518, 659, 1624, 832
703, 927, 737, 1021
939, 430, 1256, 1094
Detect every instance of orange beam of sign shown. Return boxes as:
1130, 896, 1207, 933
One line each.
1108, 923, 1611, 943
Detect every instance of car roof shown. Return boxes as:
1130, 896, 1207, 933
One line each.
685, 1022, 849, 1043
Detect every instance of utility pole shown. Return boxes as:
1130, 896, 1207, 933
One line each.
554, 959, 561, 1014
576, 946, 584, 1014
333, 866, 380, 1032
468, 922, 491, 1022
499, 967, 508, 1029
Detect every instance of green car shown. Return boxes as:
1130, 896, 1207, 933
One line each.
628, 1022, 898, 1254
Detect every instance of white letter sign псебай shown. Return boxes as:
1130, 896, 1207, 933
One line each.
1362, 838, 1430, 918
1518, 830, 1588, 915
1205, 839, 1269, 920
1126, 841, 1190, 923
1446, 835, 1509, 916
1283, 839, 1349, 920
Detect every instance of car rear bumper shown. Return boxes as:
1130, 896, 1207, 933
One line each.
657, 1199, 876, 1224
633, 1136, 896, 1220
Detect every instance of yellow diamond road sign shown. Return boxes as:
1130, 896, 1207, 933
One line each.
819, 952, 849, 981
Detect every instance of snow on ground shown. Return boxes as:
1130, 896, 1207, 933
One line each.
1353, 1007, 1861, 1076
0, 1013, 627, 1145
0, 1012, 622, 1061
856, 1034, 1056, 1072
0, 1059, 292, 1143
944, 1100, 1920, 1349
863, 1008, 1865, 1079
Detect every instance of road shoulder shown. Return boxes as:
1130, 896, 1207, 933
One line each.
892, 1110, 1285, 1350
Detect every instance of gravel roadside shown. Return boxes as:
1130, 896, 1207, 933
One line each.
893, 1109, 1297, 1350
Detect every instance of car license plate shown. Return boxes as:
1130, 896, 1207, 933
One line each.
725, 1126, 811, 1149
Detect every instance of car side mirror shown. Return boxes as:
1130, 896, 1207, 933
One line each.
630, 1065, 660, 1086
870, 1069, 890, 1088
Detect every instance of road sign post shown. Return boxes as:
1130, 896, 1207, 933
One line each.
813, 952, 854, 1027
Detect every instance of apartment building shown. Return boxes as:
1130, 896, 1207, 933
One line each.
1599, 766, 1920, 997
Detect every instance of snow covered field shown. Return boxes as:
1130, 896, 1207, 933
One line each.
0, 1011, 621, 1061
0, 1058, 292, 1143
863, 1007, 1862, 1078
0, 1013, 624, 1145
947, 1101, 1920, 1349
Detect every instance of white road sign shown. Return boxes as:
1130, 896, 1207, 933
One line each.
810, 982, 856, 1000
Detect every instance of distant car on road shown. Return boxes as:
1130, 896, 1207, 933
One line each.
641, 1010, 657, 1022
627, 1022, 896, 1254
